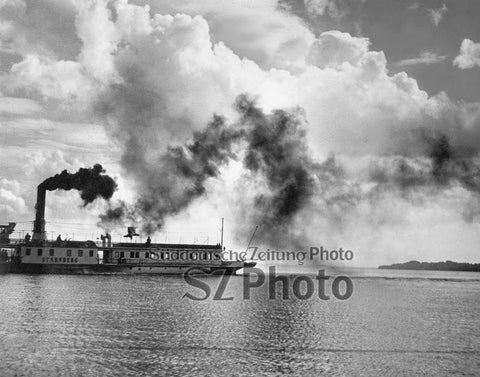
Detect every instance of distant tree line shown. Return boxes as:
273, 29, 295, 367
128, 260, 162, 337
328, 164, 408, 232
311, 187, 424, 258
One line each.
378, 260, 480, 272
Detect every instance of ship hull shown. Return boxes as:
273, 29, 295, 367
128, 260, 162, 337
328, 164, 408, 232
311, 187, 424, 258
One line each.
8, 262, 252, 275
0, 261, 10, 274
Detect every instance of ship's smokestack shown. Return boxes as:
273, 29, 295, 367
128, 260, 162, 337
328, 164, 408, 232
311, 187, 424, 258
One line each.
32, 185, 46, 241
31, 164, 117, 242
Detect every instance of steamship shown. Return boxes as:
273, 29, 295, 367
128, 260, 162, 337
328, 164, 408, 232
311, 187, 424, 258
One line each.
0, 185, 254, 275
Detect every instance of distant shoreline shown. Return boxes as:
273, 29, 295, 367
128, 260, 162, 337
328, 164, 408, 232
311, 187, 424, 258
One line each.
378, 260, 480, 272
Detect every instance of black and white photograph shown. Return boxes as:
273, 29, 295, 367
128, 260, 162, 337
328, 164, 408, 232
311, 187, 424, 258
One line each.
1, 0, 480, 375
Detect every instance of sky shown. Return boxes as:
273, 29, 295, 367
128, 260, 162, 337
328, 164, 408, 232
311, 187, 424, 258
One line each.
1, 0, 480, 266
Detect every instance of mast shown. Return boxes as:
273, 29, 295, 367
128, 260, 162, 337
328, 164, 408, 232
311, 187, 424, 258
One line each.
220, 217, 224, 250
245, 225, 259, 253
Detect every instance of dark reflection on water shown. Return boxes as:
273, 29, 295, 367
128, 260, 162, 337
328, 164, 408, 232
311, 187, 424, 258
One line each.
1, 272, 479, 376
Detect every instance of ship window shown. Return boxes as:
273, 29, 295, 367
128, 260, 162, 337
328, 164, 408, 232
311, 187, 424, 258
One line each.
130, 251, 135, 258
135, 252, 140, 258
49, 249, 54, 256
114, 251, 119, 258
37, 249, 43, 256
78, 250, 83, 257
120, 252, 124, 258
25, 248, 31, 256
89, 250, 94, 257
145, 252, 149, 258
67, 249, 72, 257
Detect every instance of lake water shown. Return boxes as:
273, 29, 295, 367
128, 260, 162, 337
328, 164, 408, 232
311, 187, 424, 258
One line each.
1, 268, 479, 376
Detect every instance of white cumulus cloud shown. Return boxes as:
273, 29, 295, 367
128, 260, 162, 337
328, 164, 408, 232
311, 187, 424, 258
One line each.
454, 39, 480, 69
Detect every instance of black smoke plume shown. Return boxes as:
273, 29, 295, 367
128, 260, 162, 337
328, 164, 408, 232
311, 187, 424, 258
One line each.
100, 95, 320, 239
41, 164, 117, 205
428, 134, 480, 193
234, 95, 318, 245
101, 114, 245, 233
369, 132, 480, 196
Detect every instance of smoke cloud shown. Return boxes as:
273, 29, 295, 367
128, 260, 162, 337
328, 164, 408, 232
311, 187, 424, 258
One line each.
100, 91, 480, 252
41, 164, 117, 205
369, 132, 480, 196
234, 95, 319, 247
101, 95, 327, 241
